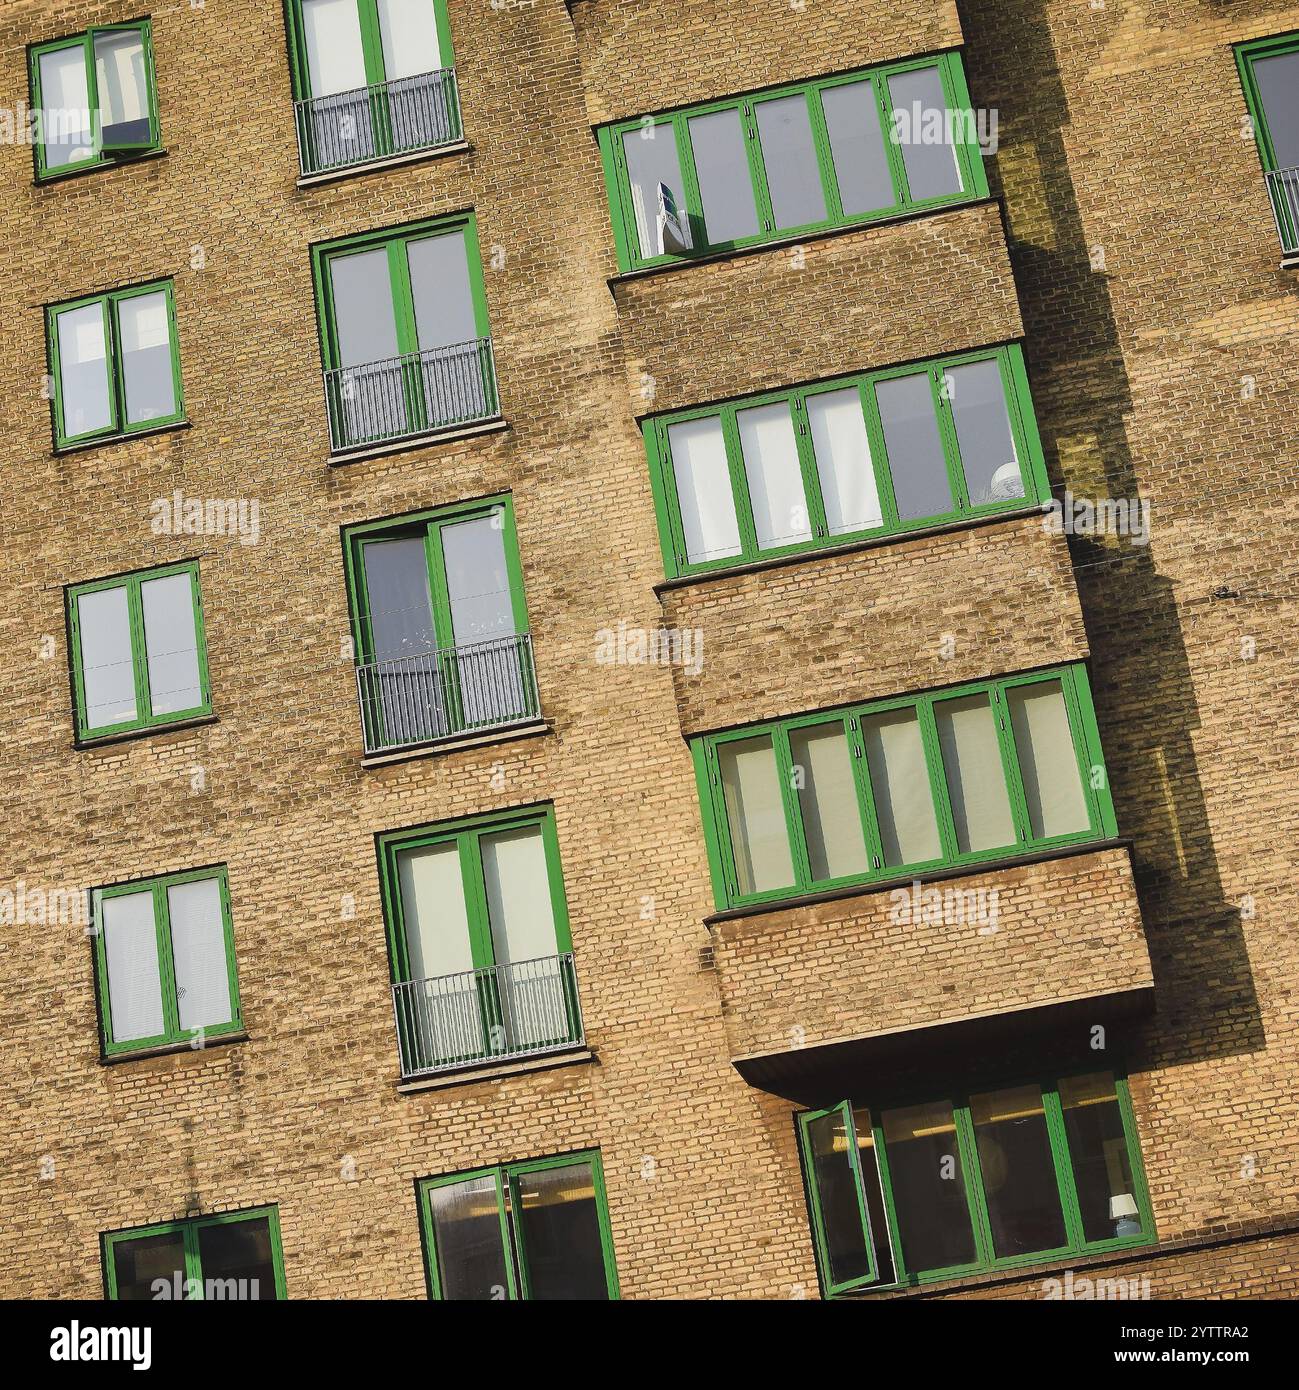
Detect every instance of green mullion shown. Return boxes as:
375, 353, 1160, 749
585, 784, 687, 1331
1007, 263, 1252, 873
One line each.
1069, 665, 1119, 838
874, 72, 912, 211
805, 85, 845, 224
720, 406, 760, 561
692, 741, 731, 912
937, 52, 988, 201
153, 881, 183, 1039
857, 374, 903, 531
741, 99, 778, 238
989, 682, 1034, 850
460, 831, 495, 973
125, 574, 154, 728
181, 1225, 204, 1299
932, 364, 974, 514
775, 724, 814, 892
915, 696, 961, 863
426, 519, 466, 727
1042, 1082, 1088, 1251
845, 713, 888, 876
946, 1099, 997, 1270
800, 1104, 880, 1295
1115, 1076, 1157, 1242
789, 394, 830, 541
869, 1116, 909, 1286
1004, 344, 1051, 504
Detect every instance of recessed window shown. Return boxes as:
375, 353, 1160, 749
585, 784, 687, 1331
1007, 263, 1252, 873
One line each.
646, 345, 1045, 579
419, 1153, 618, 1300
66, 561, 210, 742
46, 280, 183, 449
799, 1072, 1152, 1294
695, 666, 1113, 911
103, 1207, 284, 1300
29, 21, 161, 180
600, 53, 986, 271
313, 215, 497, 452
91, 867, 241, 1056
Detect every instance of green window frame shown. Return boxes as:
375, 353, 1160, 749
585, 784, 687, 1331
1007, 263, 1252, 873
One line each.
29, 20, 162, 181
599, 51, 987, 272
91, 866, 242, 1056
646, 343, 1048, 579
46, 279, 185, 450
418, 1151, 619, 1300
66, 559, 211, 742
103, 1206, 286, 1300
1235, 32, 1299, 251
694, 664, 1117, 911
798, 1070, 1154, 1295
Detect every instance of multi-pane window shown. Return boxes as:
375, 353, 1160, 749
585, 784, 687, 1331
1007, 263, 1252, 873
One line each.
600, 53, 986, 271
66, 561, 210, 741
1236, 33, 1299, 254
799, 1071, 1152, 1294
92, 867, 241, 1056
46, 280, 183, 449
419, 1153, 618, 1300
29, 20, 161, 180
647, 345, 1046, 578
695, 665, 1114, 910
286, 0, 460, 176
344, 496, 537, 753
103, 1208, 284, 1300
312, 215, 497, 452
378, 806, 583, 1078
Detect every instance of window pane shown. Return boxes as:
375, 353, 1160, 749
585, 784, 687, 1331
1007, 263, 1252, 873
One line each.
56, 303, 113, 438
805, 1108, 873, 1287
111, 1231, 186, 1301
822, 79, 894, 216
360, 537, 440, 743
1059, 1072, 1140, 1243
970, 1085, 1068, 1258
140, 572, 202, 716
330, 248, 400, 366
807, 387, 883, 535
94, 29, 150, 146
118, 292, 176, 426
886, 65, 962, 201
407, 230, 476, 350
688, 107, 760, 243
397, 842, 474, 981
882, 1100, 977, 1273
38, 45, 93, 169
1007, 680, 1091, 839
789, 724, 868, 881
717, 735, 796, 896
195, 1218, 278, 1300
736, 402, 811, 550
935, 694, 1017, 854
874, 372, 954, 521
861, 709, 941, 866
302, 0, 368, 96
1253, 51, 1299, 170
667, 416, 742, 565
754, 94, 827, 228
167, 878, 232, 1033
516, 1162, 610, 1300
77, 585, 136, 730
622, 124, 689, 258
102, 890, 164, 1043
430, 1176, 511, 1300
850, 1105, 897, 1284
946, 360, 1024, 506
376, 0, 441, 80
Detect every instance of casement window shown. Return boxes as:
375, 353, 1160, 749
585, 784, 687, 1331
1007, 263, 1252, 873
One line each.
29, 20, 161, 180
1236, 33, 1299, 254
694, 665, 1115, 910
91, 867, 241, 1056
419, 1152, 618, 1300
800, 1070, 1152, 1294
103, 1207, 284, 1300
647, 344, 1047, 578
343, 496, 537, 753
312, 215, 497, 453
285, 0, 460, 176
46, 280, 183, 449
378, 806, 583, 1078
599, 52, 986, 271
66, 561, 210, 742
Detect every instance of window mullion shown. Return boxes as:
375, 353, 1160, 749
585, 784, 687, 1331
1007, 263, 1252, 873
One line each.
807, 84, 845, 224
917, 696, 959, 860
1043, 1083, 1086, 1250
676, 112, 706, 251
952, 1099, 997, 1267
181, 1225, 203, 1300
154, 881, 181, 1038
460, 831, 494, 972
790, 394, 829, 540
775, 725, 812, 890
499, 1170, 523, 1300
990, 681, 1033, 846
127, 576, 153, 730
720, 406, 760, 560
83, 35, 102, 159
741, 99, 776, 235
931, 364, 971, 514
846, 713, 886, 876
875, 72, 910, 208
860, 374, 902, 529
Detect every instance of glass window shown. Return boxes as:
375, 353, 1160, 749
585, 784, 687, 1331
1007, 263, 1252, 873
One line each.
622, 123, 690, 259
754, 94, 827, 228
1248, 44, 1299, 170
935, 693, 1017, 854
1007, 679, 1091, 839
104, 1209, 283, 1300
789, 723, 869, 881
688, 107, 761, 243
736, 402, 811, 550
94, 29, 151, 148
822, 78, 894, 217
36, 46, 94, 171
667, 416, 742, 565
881, 1101, 978, 1274
807, 387, 883, 536
945, 359, 1025, 506
861, 708, 942, 867
1059, 1072, 1141, 1243
886, 65, 963, 201
426, 1174, 511, 1299
970, 1085, 1068, 1258
717, 735, 796, 896
875, 371, 954, 522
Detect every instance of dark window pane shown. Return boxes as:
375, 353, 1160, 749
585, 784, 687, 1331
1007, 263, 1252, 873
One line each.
970, 1085, 1067, 1258
622, 123, 689, 257
874, 372, 954, 521
688, 107, 760, 244
805, 1108, 873, 1286
1254, 51, 1299, 170
886, 65, 963, 201
516, 1161, 610, 1300
754, 94, 827, 228
945, 359, 1025, 506
822, 79, 895, 216
111, 1231, 186, 1301
195, 1216, 278, 1300
849, 1106, 897, 1285
430, 1175, 511, 1300
881, 1100, 977, 1273
1060, 1072, 1142, 1243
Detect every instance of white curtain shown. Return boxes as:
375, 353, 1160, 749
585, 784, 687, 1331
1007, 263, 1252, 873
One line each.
141, 572, 202, 716
303, 0, 368, 96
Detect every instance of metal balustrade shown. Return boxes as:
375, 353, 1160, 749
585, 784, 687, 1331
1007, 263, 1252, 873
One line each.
1265, 167, 1299, 257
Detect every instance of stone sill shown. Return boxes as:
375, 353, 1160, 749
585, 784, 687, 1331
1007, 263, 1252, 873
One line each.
360, 718, 550, 768
327, 417, 508, 466
100, 1031, 248, 1066
397, 1046, 593, 1093
297, 140, 470, 188
54, 419, 190, 457
76, 713, 218, 753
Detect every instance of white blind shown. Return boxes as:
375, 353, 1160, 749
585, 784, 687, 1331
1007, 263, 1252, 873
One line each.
303, 0, 368, 96
737, 402, 812, 550
102, 891, 164, 1042
1008, 681, 1090, 838
398, 842, 473, 981
167, 878, 233, 1031
667, 416, 742, 565
140, 573, 202, 716
862, 710, 941, 866
719, 736, 795, 895
790, 724, 869, 880
807, 387, 883, 535
936, 695, 1016, 853
77, 585, 136, 730
376, 0, 441, 80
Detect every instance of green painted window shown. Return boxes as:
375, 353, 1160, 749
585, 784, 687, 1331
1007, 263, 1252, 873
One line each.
312, 215, 497, 452
799, 1070, 1153, 1294
1235, 32, 1299, 251
647, 344, 1047, 578
378, 805, 582, 1075
285, 0, 460, 174
46, 279, 184, 449
92, 867, 241, 1056
103, 1206, 285, 1300
343, 495, 537, 752
419, 1152, 618, 1300
599, 52, 987, 272
66, 561, 210, 742
694, 665, 1116, 911
29, 20, 161, 181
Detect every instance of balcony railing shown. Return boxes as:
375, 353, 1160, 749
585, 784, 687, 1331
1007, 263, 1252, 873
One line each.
1265, 167, 1299, 257
294, 68, 462, 177
324, 337, 499, 453
356, 632, 538, 754
393, 953, 584, 1079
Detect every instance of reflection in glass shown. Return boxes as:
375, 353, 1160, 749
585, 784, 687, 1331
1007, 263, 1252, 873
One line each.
875, 372, 954, 521
1060, 1072, 1140, 1243
688, 107, 760, 243
970, 1085, 1067, 1258
516, 1162, 610, 1300
429, 1175, 510, 1300
882, 1100, 976, 1273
